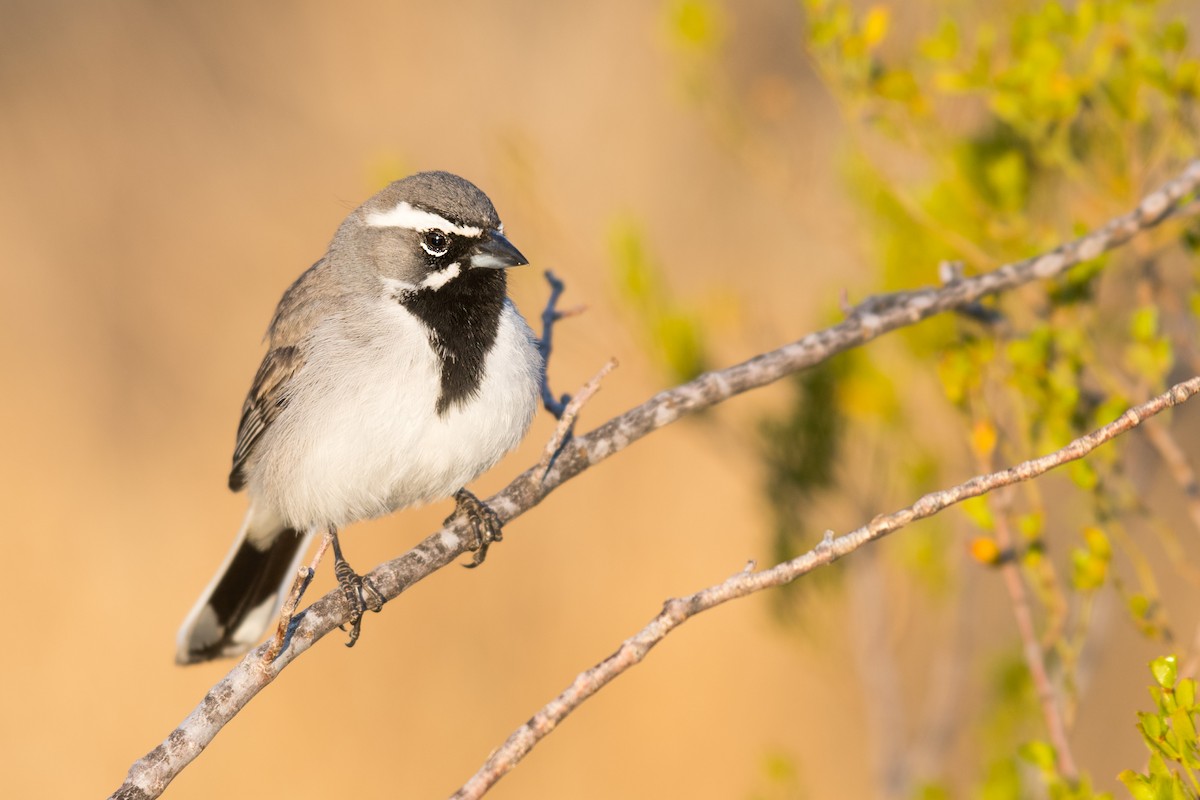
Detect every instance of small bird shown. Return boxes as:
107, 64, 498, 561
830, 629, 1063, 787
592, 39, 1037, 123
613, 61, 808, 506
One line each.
176, 172, 542, 664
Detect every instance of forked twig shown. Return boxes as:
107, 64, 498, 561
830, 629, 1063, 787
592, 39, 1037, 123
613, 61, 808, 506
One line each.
536, 358, 618, 482
262, 531, 333, 663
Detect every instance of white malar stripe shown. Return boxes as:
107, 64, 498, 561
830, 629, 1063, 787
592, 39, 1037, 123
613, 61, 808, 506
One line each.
366, 201, 484, 237
420, 262, 461, 290
382, 276, 418, 298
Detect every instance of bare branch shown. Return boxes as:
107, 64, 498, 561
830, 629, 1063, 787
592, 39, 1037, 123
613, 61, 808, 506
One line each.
535, 358, 618, 482
990, 504, 1078, 779
107, 161, 1200, 800
451, 376, 1200, 800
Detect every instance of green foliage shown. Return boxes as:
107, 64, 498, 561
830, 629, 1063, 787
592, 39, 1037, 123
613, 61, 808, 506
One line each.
1124, 592, 1168, 641
936, 333, 994, 409
1119, 657, 1200, 799
1004, 320, 1095, 454
804, 0, 1200, 391
1018, 739, 1113, 799
761, 364, 844, 502
1070, 526, 1112, 592
799, 0, 1198, 794
747, 749, 806, 800
806, 0, 1200, 176
978, 757, 1023, 800
610, 219, 711, 383
759, 358, 847, 580
966, 656, 1113, 799
667, 0, 724, 52
1124, 304, 1174, 389
658, 0, 1200, 795
805, 0, 1198, 676
912, 781, 952, 800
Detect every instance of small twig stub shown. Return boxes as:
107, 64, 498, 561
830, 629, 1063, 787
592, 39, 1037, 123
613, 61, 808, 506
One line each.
536, 358, 618, 482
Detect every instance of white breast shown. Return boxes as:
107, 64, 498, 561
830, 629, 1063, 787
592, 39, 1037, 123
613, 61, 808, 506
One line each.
249, 298, 541, 530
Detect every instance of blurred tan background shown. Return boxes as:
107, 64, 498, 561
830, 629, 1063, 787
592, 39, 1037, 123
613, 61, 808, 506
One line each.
0, 1, 1190, 798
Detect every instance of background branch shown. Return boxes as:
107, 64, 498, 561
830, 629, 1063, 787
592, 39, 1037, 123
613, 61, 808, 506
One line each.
452, 376, 1200, 799
990, 500, 1078, 779
108, 161, 1200, 800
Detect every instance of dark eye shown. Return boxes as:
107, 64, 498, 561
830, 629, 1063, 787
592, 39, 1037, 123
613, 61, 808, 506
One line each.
421, 230, 450, 257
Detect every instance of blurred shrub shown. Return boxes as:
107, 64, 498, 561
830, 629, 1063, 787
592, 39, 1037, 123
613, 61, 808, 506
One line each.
1119, 656, 1200, 800
644, 0, 1200, 796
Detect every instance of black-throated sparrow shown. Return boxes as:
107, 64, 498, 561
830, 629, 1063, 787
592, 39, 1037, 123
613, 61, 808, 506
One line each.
176, 172, 542, 664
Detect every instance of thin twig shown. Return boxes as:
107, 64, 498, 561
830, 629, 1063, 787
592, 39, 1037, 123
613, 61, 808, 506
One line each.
974, 426, 1076, 779
991, 506, 1079, 779
1139, 421, 1200, 535
107, 160, 1200, 800
846, 547, 910, 798
1113, 268, 1200, 538
536, 358, 618, 482
450, 377, 1200, 800
263, 531, 332, 663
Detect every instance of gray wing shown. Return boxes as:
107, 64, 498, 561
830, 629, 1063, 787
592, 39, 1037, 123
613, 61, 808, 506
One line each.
228, 259, 334, 492
228, 345, 302, 491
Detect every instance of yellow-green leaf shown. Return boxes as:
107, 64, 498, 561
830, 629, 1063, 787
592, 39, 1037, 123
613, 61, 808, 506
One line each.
1152, 656, 1179, 689
961, 496, 994, 530
1017, 739, 1056, 771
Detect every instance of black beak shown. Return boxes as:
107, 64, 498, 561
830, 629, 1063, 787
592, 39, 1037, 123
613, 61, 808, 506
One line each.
469, 230, 528, 269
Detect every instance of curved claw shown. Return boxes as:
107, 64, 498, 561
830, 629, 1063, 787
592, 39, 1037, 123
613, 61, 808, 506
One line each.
330, 528, 385, 648
448, 488, 504, 567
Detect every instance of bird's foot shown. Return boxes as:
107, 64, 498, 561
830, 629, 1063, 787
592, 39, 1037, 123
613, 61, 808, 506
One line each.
447, 488, 504, 568
330, 529, 384, 648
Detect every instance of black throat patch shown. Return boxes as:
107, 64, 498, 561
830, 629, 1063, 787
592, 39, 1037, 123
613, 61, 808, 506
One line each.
398, 268, 507, 415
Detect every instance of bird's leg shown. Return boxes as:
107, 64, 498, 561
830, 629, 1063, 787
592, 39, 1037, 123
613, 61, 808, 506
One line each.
330, 526, 384, 648
447, 488, 504, 568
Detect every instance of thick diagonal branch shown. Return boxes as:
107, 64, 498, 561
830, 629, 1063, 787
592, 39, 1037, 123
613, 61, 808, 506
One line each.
108, 160, 1200, 800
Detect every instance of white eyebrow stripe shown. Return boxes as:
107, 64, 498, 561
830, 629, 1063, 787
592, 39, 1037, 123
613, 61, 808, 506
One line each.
366, 201, 484, 237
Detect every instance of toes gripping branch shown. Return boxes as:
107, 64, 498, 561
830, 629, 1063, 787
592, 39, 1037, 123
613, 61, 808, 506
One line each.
448, 488, 505, 568
330, 528, 384, 647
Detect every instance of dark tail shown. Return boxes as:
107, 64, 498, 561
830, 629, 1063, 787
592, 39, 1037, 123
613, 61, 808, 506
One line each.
176, 517, 309, 664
